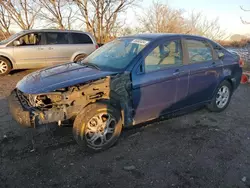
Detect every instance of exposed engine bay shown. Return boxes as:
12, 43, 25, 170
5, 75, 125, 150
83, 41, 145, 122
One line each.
17, 73, 133, 127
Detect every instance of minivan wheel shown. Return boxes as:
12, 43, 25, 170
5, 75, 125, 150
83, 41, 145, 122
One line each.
73, 102, 122, 152
0, 57, 11, 76
74, 54, 87, 62
207, 80, 232, 112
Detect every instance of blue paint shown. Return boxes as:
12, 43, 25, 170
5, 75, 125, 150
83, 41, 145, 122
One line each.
16, 33, 242, 124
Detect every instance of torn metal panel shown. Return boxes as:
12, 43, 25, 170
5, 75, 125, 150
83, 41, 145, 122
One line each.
10, 73, 134, 128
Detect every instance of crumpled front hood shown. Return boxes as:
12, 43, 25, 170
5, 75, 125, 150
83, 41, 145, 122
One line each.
17, 62, 116, 94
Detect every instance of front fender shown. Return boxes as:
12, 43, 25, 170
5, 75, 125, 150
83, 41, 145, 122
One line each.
0, 51, 17, 69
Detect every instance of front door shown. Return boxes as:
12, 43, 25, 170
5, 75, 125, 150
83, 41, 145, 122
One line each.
13, 32, 47, 69
132, 38, 189, 124
183, 38, 223, 106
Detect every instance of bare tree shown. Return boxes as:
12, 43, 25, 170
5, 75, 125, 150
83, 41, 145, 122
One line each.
37, 0, 78, 29
186, 11, 229, 40
0, 0, 41, 30
72, 0, 138, 43
139, 1, 186, 33
240, 6, 250, 24
0, 4, 11, 38
139, 1, 228, 40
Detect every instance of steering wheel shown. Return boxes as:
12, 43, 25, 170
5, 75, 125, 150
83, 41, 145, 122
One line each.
157, 46, 171, 65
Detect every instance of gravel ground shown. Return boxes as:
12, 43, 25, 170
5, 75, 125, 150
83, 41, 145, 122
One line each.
1, 70, 250, 188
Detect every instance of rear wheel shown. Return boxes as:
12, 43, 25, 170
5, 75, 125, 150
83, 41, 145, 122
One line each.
74, 54, 87, 62
207, 80, 232, 112
0, 57, 11, 76
73, 102, 122, 152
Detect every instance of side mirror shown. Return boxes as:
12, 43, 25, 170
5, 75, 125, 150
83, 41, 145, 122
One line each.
13, 40, 20, 46
218, 52, 224, 59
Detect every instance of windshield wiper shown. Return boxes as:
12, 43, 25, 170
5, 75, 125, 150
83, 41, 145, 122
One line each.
78, 62, 100, 70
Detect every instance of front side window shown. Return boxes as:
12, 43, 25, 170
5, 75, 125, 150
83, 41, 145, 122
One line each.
46, 32, 70, 45
186, 40, 213, 63
144, 40, 183, 73
72, 33, 93, 44
16, 33, 42, 46
82, 38, 149, 71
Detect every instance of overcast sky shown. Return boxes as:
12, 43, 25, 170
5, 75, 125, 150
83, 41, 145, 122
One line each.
126, 0, 250, 36
10, 0, 250, 36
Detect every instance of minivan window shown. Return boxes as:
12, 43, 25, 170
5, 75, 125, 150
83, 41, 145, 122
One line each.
16, 33, 42, 46
46, 32, 70, 45
186, 40, 213, 63
71, 33, 93, 44
145, 40, 183, 72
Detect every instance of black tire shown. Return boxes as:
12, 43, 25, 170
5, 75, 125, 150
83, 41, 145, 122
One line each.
74, 54, 87, 62
207, 80, 232, 112
0, 57, 12, 76
73, 102, 122, 152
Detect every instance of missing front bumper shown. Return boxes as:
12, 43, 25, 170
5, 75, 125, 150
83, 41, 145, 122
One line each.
8, 90, 33, 128
8, 90, 67, 128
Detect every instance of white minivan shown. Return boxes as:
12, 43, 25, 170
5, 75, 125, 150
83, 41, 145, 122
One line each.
0, 29, 98, 75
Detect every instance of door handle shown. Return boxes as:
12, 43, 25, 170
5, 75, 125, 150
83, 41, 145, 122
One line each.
173, 69, 180, 75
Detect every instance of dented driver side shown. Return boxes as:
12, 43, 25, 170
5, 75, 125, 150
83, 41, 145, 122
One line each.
9, 73, 133, 128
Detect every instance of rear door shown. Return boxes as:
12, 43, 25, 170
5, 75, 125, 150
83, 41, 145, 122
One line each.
44, 32, 71, 66
183, 38, 223, 105
13, 32, 47, 68
132, 37, 189, 124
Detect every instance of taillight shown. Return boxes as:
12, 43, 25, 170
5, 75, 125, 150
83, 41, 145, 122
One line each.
95, 44, 99, 49
239, 58, 244, 67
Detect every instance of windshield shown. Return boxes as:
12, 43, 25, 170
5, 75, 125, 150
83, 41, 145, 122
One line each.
0, 31, 25, 45
82, 38, 150, 71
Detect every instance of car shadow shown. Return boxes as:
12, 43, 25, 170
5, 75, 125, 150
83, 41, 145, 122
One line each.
9, 69, 38, 76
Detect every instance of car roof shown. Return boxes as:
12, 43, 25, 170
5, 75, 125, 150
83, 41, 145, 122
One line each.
122, 33, 210, 41
21, 29, 92, 35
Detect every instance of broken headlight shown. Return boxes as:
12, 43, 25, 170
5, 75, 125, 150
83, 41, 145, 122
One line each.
29, 93, 63, 108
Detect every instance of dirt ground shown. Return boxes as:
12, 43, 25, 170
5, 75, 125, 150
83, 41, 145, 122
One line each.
1, 70, 250, 188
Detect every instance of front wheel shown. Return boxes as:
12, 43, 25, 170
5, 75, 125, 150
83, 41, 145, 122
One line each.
0, 57, 11, 76
73, 102, 122, 152
207, 80, 232, 112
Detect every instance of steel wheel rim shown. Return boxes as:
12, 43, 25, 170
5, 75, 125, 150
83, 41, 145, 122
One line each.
216, 85, 230, 108
0, 60, 8, 74
85, 112, 116, 148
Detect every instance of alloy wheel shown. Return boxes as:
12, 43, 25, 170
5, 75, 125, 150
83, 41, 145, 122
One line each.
0, 60, 8, 74
216, 85, 230, 108
85, 112, 116, 148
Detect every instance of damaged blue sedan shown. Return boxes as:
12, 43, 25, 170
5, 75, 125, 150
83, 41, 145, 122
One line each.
8, 34, 242, 151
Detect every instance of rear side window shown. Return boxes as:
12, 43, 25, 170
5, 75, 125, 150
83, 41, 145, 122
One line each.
186, 40, 213, 63
46, 32, 70, 45
71, 33, 93, 44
